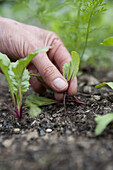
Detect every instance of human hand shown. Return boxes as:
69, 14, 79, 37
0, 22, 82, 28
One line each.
0, 17, 77, 100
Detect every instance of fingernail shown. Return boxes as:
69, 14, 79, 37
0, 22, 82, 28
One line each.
53, 78, 68, 91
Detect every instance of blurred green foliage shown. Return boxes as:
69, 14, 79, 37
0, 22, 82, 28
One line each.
0, 0, 113, 69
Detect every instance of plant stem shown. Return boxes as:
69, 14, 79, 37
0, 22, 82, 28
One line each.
63, 92, 67, 114
80, 10, 93, 61
11, 93, 20, 118
4, 103, 17, 117
76, 0, 82, 45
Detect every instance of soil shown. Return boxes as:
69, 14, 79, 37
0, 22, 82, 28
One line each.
0, 69, 113, 170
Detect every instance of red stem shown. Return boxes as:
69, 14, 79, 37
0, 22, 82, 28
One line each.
4, 103, 17, 117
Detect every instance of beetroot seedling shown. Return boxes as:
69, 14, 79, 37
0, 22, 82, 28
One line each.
0, 46, 51, 119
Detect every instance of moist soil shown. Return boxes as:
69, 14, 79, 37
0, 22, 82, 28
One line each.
0, 69, 113, 170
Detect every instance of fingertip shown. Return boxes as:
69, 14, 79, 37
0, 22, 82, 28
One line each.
54, 92, 64, 101
52, 77, 68, 92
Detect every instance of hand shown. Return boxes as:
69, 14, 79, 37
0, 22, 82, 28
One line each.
0, 17, 77, 100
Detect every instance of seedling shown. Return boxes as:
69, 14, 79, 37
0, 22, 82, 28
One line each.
95, 82, 113, 135
94, 36, 113, 135
0, 46, 50, 119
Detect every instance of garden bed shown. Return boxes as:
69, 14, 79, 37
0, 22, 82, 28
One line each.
0, 69, 113, 170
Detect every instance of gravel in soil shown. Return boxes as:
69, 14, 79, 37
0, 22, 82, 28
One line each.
0, 71, 113, 170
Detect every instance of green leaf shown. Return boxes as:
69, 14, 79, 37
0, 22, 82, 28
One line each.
29, 104, 42, 117
63, 51, 80, 81
95, 82, 113, 90
0, 53, 12, 92
25, 94, 55, 117
95, 113, 113, 135
30, 74, 44, 83
26, 94, 55, 106
71, 51, 80, 80
101, 37, 113, 46
11, 46, 51, 83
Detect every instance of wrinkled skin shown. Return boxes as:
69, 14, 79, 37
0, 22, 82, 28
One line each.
0, 17, 77, 100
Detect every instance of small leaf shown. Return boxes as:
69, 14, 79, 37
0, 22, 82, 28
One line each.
95, 113, 113, 135
0, 53, 12, 92
63, 63, 69, 80
62, 51, 80, 81
29, 104, 42, 117
26, 94, 55, 106
11, 46, 51, 82
95, 82, 113, 90
101, 37, 113, 46
71, 51, 80, 80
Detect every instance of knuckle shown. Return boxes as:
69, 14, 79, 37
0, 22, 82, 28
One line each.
43, 65, 56, 79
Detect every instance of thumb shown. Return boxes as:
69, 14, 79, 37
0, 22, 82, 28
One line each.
32, 52, 68, 92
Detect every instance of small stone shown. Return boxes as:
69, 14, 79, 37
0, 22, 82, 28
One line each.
1, 112, 6, 117
80, 75, 99, 85
52, 114, 57, 118
39, 130, 46, 136
46, 128, 52, 133
65, 130, 72, 135
93, 95, 101, 101
88, 76, 99, 85
83, 86, 92, 93
14, 128, 20, 134
0, 124, 2, 128
31, 120, 37, 127
3, 139, 13, 148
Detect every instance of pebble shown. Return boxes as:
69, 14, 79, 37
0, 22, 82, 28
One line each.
0, 124, 2, 128
83, 86, 92, 93
1, 112, 6, 117
14, 128, 20, 134
31, 120, 37, 127
3, 139, 13, 148
46, 128, 52, 133
93, 95, 101, 101
65, 130, 72, 135
80, 75, 99, 85
39, 130, 46, 136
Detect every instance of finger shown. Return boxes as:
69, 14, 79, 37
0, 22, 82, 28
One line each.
32, 52, 68, 92
53, 44, 78, 96
54, 92, 64, 101
28, 64, 46, 94
30, 75, 46, 94
54, 76, 77, 100
67, 76, 77, 96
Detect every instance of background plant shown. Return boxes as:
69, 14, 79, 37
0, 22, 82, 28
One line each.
94, 36, 113, 135
0, 0, 113, 69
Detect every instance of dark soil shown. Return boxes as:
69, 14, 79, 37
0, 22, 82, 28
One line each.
0, 70, 113, 170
